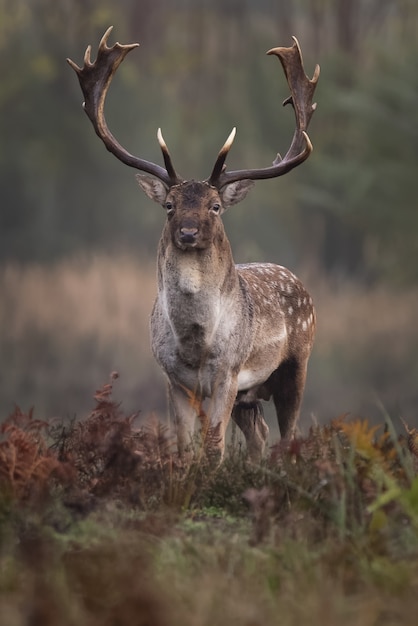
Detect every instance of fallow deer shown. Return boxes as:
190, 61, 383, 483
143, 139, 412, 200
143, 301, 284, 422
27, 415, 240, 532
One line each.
67, 27, 319, 459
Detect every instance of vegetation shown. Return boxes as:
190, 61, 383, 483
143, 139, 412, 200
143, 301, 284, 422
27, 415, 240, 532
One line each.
1, 0, 418, 283
1, 374, 418, 625
1, 255, 417, 425
1, 3, 418, 620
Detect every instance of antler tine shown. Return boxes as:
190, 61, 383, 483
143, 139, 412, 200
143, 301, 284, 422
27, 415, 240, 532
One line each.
268, 36, 319, 159
208, 127, 236, 186
210, 37, 319, 189
67, 27, 181, 187
157, 128, 180, 184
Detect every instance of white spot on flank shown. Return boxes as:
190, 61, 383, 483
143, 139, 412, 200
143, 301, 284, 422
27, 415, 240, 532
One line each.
297, 298, 302, 307
302, 320, 307, 331
286, 283, 292, 294
297, 317, 301, 325
288, 306, 293, 315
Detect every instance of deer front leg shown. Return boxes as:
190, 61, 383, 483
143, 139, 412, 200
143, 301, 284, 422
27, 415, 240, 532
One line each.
204, 373, 239, 461
169, 374, 238, 461
167, 383, 198, 457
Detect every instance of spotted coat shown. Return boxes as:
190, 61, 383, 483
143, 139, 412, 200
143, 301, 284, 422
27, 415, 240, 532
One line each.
141, 180, 316, 459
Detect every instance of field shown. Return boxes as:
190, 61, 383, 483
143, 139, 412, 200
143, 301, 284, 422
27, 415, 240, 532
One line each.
1, 255, 418, 624
1, 376, 418, 625
1, 255, 418, 425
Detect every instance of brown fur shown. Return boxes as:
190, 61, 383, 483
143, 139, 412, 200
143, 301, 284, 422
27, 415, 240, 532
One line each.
137, 178, 315, 459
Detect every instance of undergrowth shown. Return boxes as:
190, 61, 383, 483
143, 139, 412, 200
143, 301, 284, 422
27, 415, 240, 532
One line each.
1, 374, 418, 625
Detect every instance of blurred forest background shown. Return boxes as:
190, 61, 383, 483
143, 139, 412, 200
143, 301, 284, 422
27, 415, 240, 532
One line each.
1, 0, 418, 434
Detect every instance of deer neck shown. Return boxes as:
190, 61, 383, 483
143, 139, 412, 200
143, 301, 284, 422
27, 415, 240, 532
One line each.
157, 244, 242, 367
158, 237, 237, 296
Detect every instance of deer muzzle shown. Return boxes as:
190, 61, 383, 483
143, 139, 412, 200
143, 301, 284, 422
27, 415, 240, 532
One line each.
179, 226, 199, 246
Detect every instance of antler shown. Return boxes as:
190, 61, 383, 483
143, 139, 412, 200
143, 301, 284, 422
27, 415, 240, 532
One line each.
67, 26, 181, 187
208, 37, 320, 189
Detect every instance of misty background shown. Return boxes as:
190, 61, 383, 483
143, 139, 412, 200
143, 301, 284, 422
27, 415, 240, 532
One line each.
1, 0, 417, 435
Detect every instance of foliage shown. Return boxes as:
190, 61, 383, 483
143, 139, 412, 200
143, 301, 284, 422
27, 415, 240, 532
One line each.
0, 407, 71, 503
1, 375, 418, 624
1, 0, 418, 283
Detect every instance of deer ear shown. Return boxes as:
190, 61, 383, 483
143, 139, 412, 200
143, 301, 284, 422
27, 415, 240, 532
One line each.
220, 180, 255, 207
136, 174, 169, 205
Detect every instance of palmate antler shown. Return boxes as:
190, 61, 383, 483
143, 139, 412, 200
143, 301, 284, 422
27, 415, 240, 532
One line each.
208, 37, 320, 187
67, 28, 319, 190
67, 26, 181, 188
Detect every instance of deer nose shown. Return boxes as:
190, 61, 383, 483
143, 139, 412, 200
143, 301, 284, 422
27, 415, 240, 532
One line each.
179, 226, 198, 243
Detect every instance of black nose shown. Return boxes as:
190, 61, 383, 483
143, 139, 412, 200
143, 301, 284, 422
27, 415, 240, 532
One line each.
180, 227, 198, 244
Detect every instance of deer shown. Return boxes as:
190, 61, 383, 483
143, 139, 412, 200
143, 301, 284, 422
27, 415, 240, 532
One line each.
67, 27, 319, 460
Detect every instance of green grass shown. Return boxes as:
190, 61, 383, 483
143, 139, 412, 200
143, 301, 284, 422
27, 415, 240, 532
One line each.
1, 376, 418, 625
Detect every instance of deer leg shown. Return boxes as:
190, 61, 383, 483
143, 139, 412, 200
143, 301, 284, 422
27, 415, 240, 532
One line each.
232, 401, 269, 460
168, 383, 198, 457
269, 358, 308, 439
204, 374, 239, 461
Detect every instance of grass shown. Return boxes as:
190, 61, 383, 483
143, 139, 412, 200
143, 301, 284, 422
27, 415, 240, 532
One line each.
1, 255, 418, 622
1, 374, 418, 625
1, 254, 418, 426
0, 255, 162, 419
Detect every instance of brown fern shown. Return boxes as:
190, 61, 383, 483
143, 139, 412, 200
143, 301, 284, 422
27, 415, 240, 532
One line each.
0, 407, 70, 501
400, 418, 418, 457
54, 373, 181, 504
56, 373, 135, 483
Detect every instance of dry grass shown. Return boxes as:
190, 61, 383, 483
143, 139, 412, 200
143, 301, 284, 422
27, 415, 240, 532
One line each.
0, 255, 156, 342
0, 255, 417, 624
1, 376, 418, 626
0, 255, 417, 428
310, 273, 418, 424
313, 274, 418, 355
0, 255, 162, 419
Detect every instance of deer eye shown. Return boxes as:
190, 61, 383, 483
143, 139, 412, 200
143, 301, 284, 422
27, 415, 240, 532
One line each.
165, 201, 174, 215
211, 203, 221, 214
